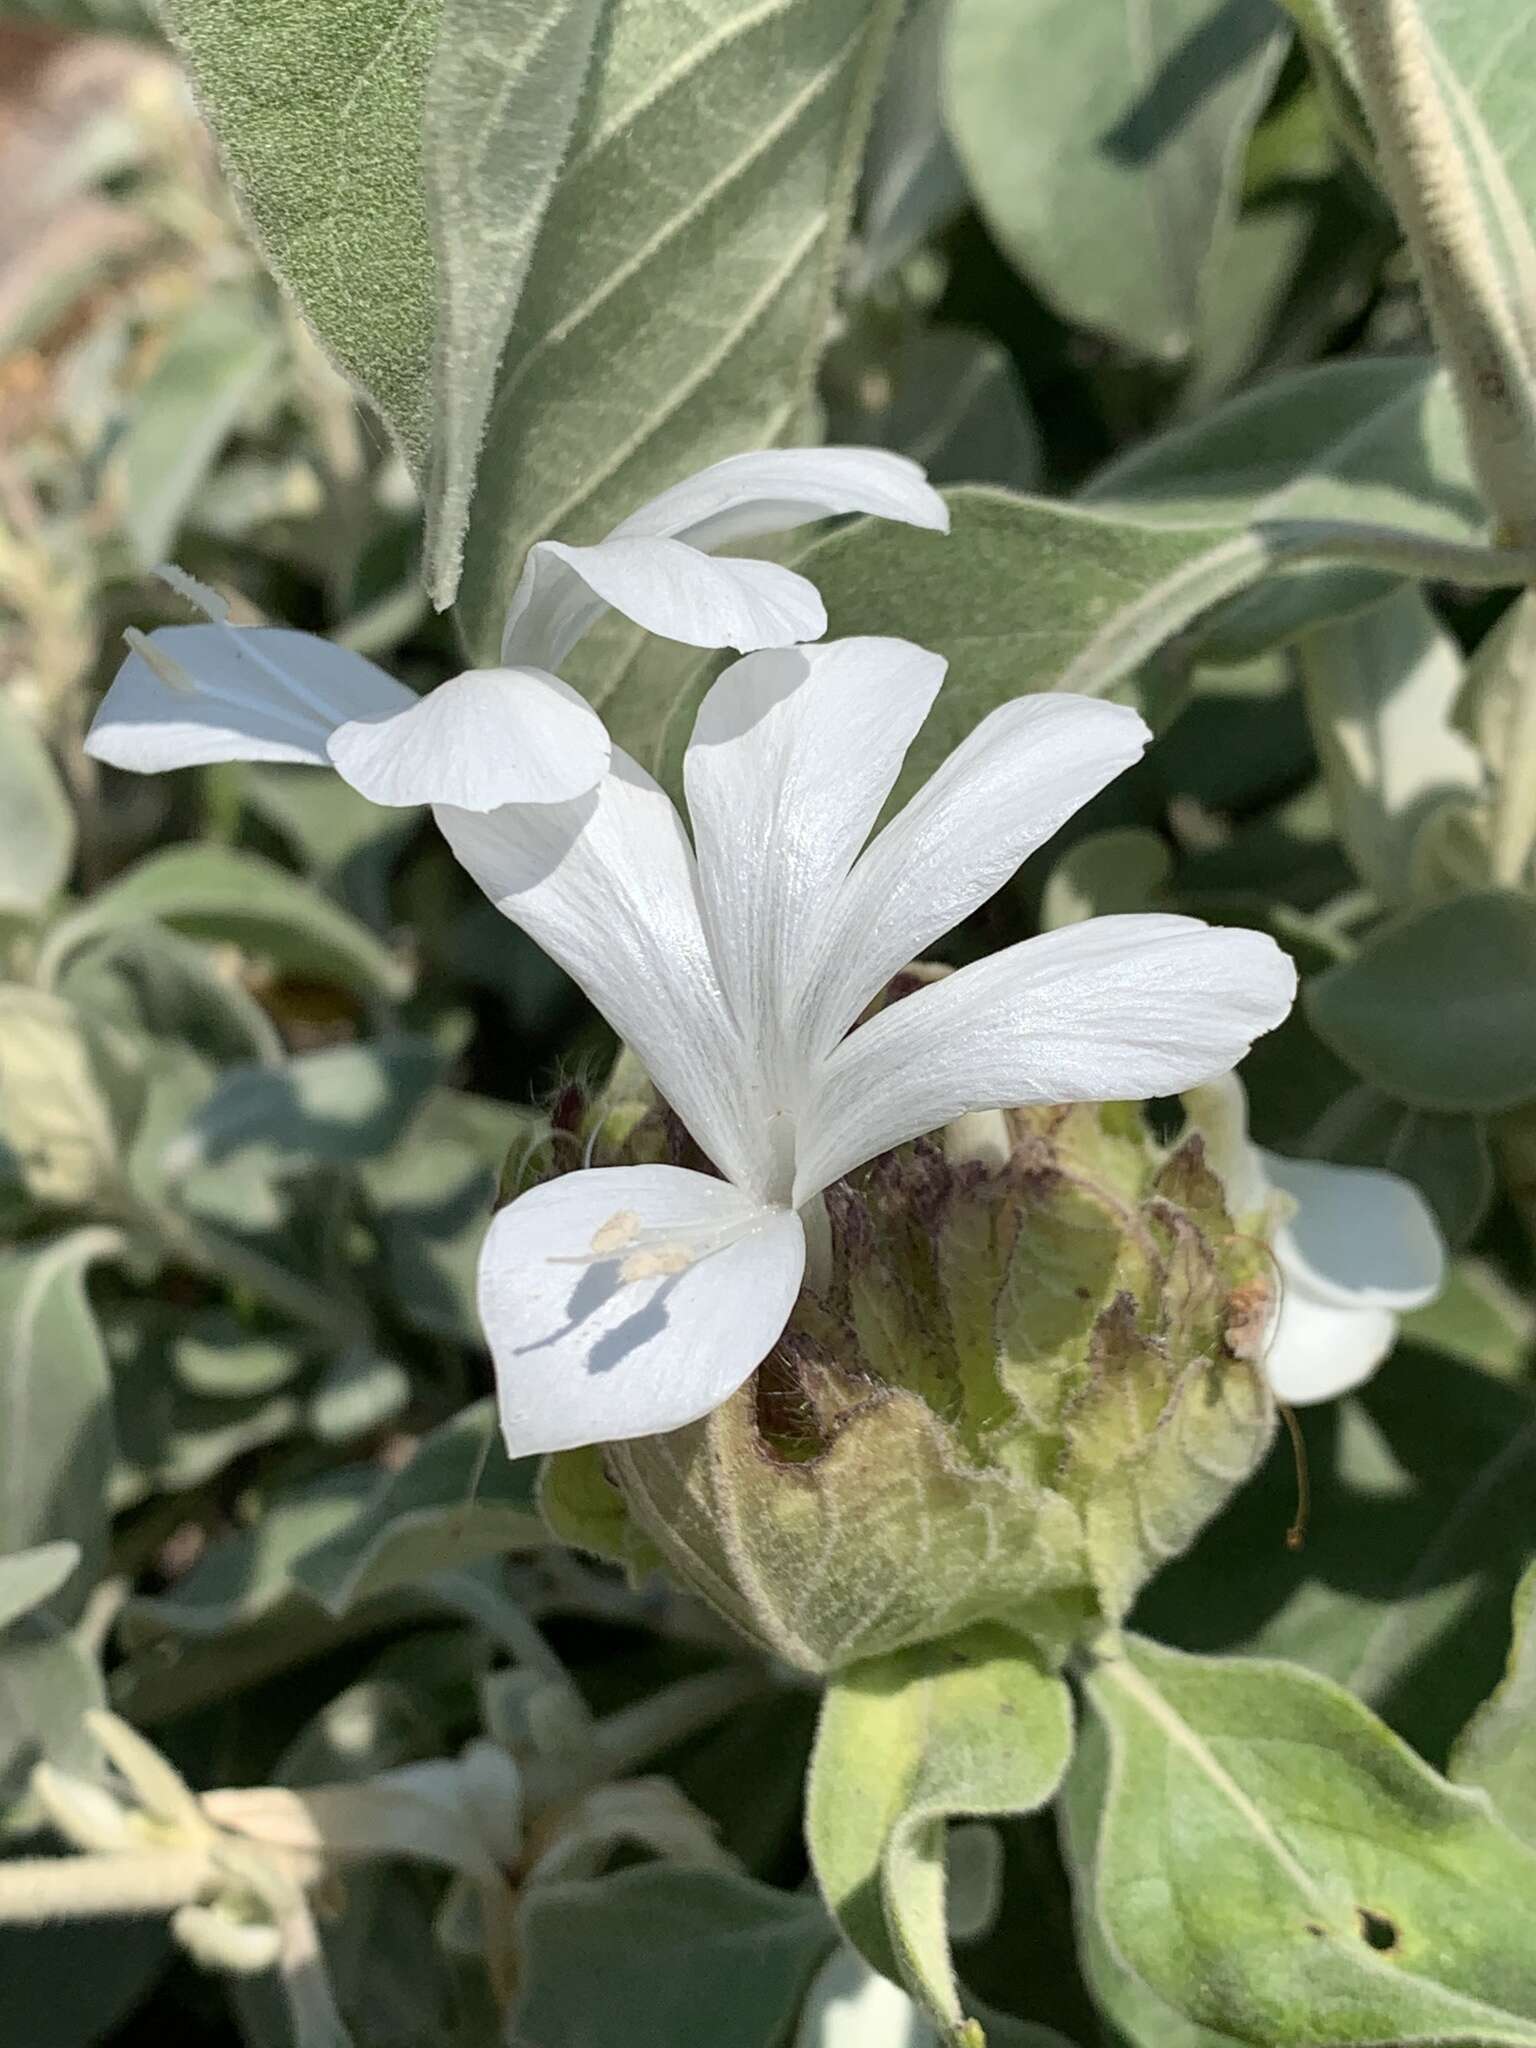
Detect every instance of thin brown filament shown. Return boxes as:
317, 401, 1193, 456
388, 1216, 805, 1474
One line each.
1279, 1400, 1311, 1552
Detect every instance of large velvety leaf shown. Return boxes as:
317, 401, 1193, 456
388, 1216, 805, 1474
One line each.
420, 0, 605, 603
0, 1543, 82, 1634
807, 1625, 1073, 2044
1306, 889, 1536, 1113
289, 1399, 545, 1614
159, 0, 443, 472
455, 0, 906, 653
0, 1231, 120, 1622
1452, 1562, 1536, 1851
944, 0, 1286, 360
1085, 1635, 1536, 2044
509, 1866, 834, 2048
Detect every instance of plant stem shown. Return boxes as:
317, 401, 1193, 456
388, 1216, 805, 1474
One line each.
0, 1850, 213, 1924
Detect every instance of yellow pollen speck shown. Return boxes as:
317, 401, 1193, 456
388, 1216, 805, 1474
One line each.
590, 1209, 642, 1254
619, 1245, 692, 1282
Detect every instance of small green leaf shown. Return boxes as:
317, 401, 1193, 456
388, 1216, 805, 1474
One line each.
1306, 890, 1536, 1113
1455, 590, 1536, 889
945, 0, 1285, 361
0, 698, 73, 915
290, 1400, 545, 1614
1452, 1561, 1536, 1850
1298, 588, 1481, 903
510, 1866, 833, 2048
0, 988, 120, 1209
1085, 1635, 1536, 2043
0, 1542, 83, 1633
0, 1619, 105, 1817
1042, 829, 1173, 930
45, 846, 410, 1002
0, 1230, 120, 1618
807, 1625, 1074, 2043
111, 289, 280, 567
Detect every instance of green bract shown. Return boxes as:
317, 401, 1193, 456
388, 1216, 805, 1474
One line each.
535, 1050, 1275, 1673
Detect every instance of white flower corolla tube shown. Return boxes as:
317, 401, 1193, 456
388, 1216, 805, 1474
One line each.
1183, 1075, 1447, 1404
83, 450, 947, 813
439, 635, 1298, 1459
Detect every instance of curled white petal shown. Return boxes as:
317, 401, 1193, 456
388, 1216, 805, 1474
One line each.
1261, 1153, 1446, 1312
478, 1165, 805, 1456
327, 667, 610, 811
500, 446, 947, 668
86, 625, 414, 773
1263, 1287, 1401, 1406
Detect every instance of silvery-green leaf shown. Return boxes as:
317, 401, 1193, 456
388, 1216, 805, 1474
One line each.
510, 1866, 834, 2048
855, 0, 969, 286
110, 288, 280, 567
807, 1626, 1073, 2042
290, 1400, 544, 1615
0, 697, 73, 916
56, 924, 282, 1070
1402, 1258, 1532, 1377
1306, 889, 1536, 1113
0, 1542, 83, 1634
1083, 356, 1484, 656
454, 0, 907, 651
165, 1038, 442, 1180
944, 0, 1287, 361
0, 1619, 105, 1820
1451, 1561, 1536, 1851
0, 988, 119, 1209
159, 0, 442, 473
829, 327, 1043, 492
0, 1230, 119, 1619
420, 0, 606, 605
1085, 1635, 1536, 2043
43, 845, 410, 1002
1455, 591, 1536, 890
1297, 588, 1482, 903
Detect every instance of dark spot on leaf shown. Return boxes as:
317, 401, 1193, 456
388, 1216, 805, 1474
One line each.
1303, 1922, 1326, 1939
1356, 1908, 1399, 1954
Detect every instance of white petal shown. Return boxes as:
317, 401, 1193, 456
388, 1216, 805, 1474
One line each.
797, 695, 1152, 1057
794, 916, 1297, 1203
684, 638, 946, 1092
326, 667, 610, 811
500, 536, 825, 670
1263, 1286, 1400, 1406
794, 1946, 939, 2048
85, 625, 414, 773
1261, 1153, 1446, 1311
478, 1165, 806, 1456
609, 445, 949, 550
435, 755, 769, 1198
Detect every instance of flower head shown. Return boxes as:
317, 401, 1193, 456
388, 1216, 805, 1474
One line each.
1183, 1074, 1446, 1403
443, 637, 1298, 1459
84, 448, 946, 812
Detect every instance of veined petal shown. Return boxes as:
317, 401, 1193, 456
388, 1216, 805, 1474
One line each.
500, 536, 825, 670
327, 667, 610, 810
1262, 1287, 1400, 1406
793, 915, 1297, 1204
684, 638, 947, 1090
795, 695, 1152, 1057
85, 625, 415, 773
478, 1165, 806, 1456
435, 754, 770, 1198
608, 445, 949, 550
1262, 1153, 1445, 1312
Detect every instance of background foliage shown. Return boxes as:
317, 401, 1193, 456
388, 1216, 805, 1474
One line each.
1, 0, 1534, 2042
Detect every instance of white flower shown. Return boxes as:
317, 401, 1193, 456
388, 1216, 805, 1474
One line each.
1184, 1075, 1446, 1404
439, 636, 1297, 1459
83, 448, 947, 813
794, 1945, 939, 2048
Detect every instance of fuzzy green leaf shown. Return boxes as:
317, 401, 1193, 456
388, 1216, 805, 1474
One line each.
1452, 1561, 1536, 1851
807, 1625, 1074, 2044
1085, 1635, 1536, 2044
